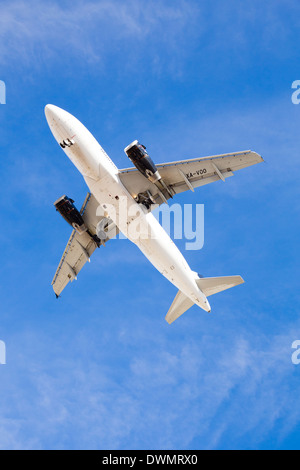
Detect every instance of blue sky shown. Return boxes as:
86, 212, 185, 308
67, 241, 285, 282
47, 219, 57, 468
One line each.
0, 0, 299, 450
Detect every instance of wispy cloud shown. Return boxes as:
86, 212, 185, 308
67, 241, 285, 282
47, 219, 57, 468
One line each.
0, 0, 199, 71
1, 0, 300, 78
0, 0, 299, 451
0, 312, 299, 450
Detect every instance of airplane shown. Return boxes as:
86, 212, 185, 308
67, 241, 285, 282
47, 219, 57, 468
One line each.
45, 104, 263, 324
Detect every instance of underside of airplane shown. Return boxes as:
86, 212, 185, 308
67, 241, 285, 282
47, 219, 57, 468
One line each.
46, 105, 263, 324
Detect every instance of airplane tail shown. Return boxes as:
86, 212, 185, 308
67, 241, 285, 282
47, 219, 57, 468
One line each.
165, 275, 244, 324
165, 290, 194, 325
196, 275, 244, 297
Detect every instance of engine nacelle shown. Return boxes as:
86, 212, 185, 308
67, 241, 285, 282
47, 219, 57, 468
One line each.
54, 195, 87, 234
124, 140, 161, 183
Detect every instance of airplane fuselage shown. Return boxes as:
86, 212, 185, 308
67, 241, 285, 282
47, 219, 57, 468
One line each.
45, 105, 211, 313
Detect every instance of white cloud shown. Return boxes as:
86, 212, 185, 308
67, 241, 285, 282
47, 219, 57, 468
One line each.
0, 0, 199, 70
0, 313, 299, 449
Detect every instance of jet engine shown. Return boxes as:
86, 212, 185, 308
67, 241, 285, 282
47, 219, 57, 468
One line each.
124, 140, 161, 183
54, 195, 88, 235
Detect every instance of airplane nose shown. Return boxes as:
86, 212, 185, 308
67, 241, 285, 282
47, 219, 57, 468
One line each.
45, 104, 61, 123
45, 104, 69, 145
45, 104, 74, 139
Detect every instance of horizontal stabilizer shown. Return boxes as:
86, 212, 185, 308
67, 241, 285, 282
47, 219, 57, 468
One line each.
165, 290, 194, 325
196, 275, 244, 297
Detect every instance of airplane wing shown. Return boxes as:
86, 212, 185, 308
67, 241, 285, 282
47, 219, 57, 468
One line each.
118, 150, 263, 205
52, 192, 118, 297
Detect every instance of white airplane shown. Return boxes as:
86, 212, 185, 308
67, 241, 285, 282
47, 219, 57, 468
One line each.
45, 104, 263, 324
